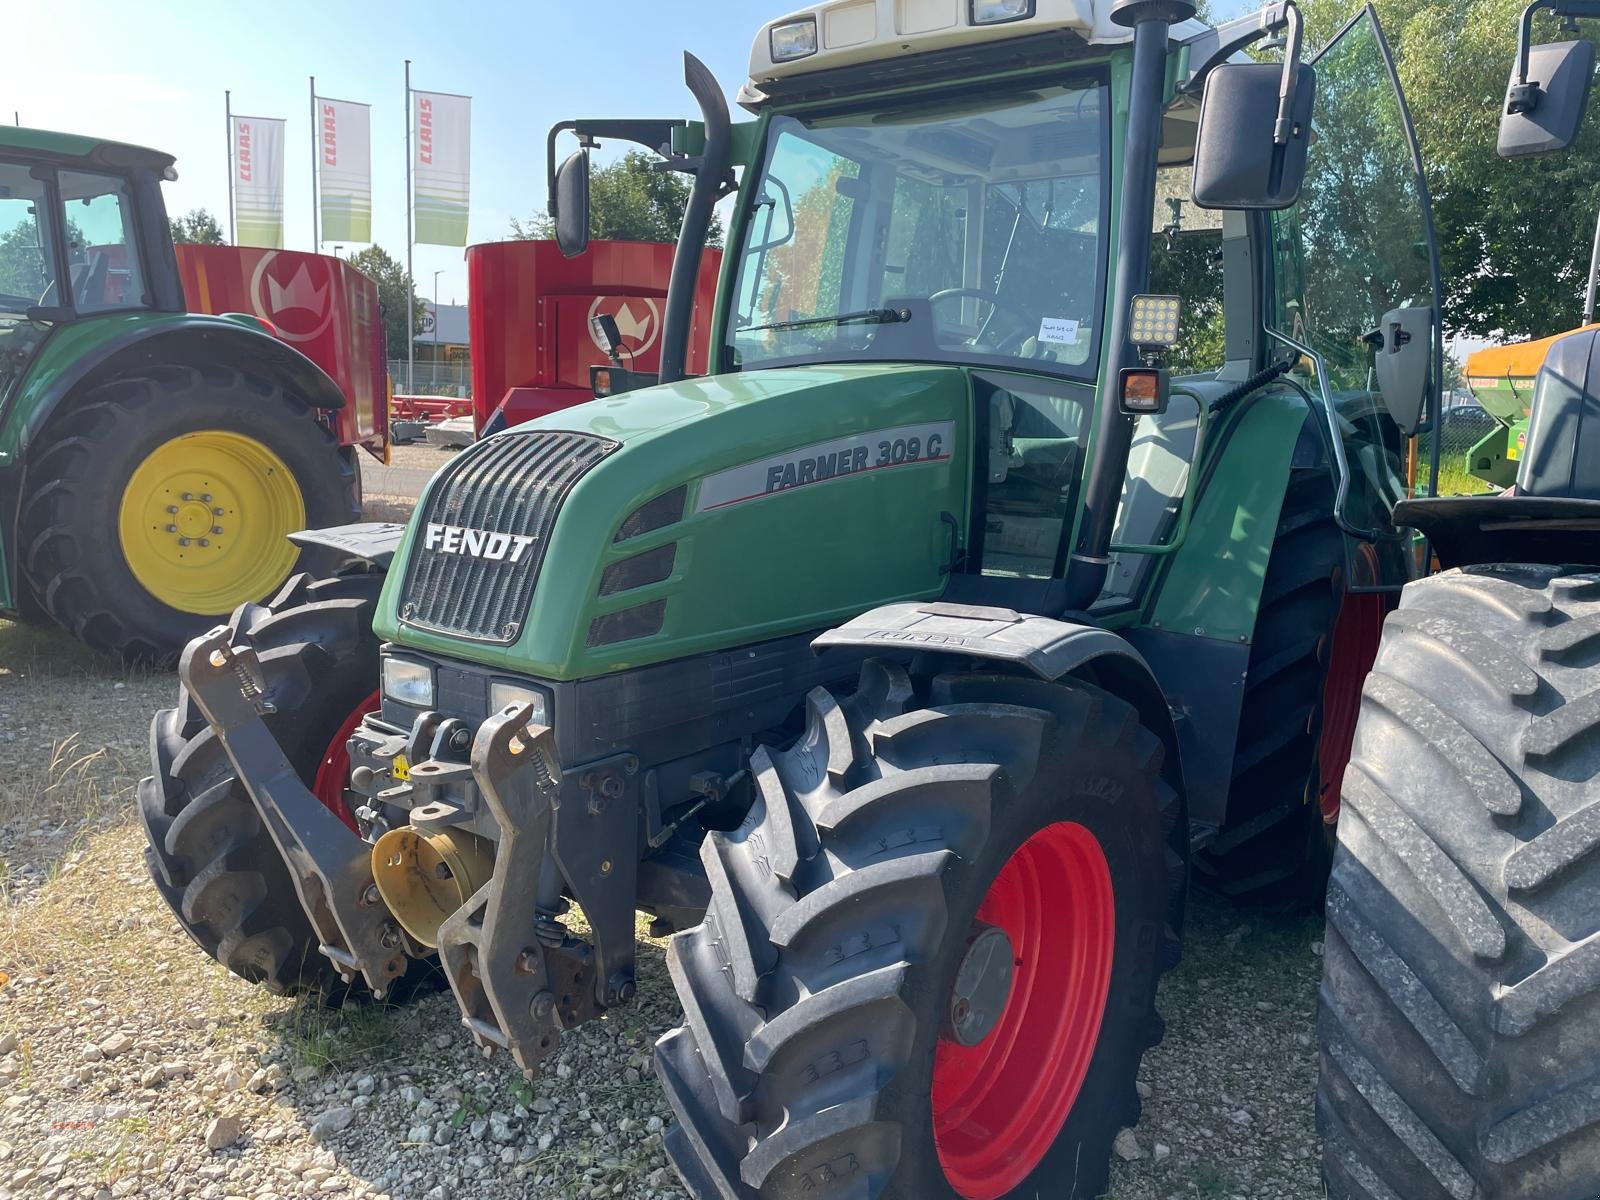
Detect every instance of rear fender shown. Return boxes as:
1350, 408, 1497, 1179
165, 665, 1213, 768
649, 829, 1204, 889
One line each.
9, 315, 344, 462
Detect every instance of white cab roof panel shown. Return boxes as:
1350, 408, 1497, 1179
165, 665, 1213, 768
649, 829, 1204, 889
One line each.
749, 0, 1141, 85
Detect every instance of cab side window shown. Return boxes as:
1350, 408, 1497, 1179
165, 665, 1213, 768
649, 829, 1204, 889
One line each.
58, 170, 148, 314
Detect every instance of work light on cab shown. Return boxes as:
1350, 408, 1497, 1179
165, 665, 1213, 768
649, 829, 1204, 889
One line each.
770, 17, 819, 62
971, 0, 1035, 23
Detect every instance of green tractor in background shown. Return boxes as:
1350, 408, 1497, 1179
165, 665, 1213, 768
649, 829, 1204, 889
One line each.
140, 1, 1449, 1196
1317, 3, 1600, 1196
0, 128, 363, 662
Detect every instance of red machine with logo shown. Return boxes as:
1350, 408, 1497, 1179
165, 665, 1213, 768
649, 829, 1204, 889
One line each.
174, 245, 389, 458
467, 240, 723, 433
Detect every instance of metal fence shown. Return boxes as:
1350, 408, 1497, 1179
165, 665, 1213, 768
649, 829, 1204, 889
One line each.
1415, 399, 1501, 495
389, 359, 472, 399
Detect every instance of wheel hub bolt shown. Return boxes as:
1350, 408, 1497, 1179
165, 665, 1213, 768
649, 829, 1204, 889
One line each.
212, 526, 225, 536
181, 493, 194, 502
201, 494, 213, 503
198, 539, 210, 548
944, 921, 1015, 1048
178, 538, 191, 547
167, 505, 179, 515
165, 525, 178, 534
212, 507, 226, 517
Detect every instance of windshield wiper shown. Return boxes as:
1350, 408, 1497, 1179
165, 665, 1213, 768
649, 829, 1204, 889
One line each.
743, 306, 912, 336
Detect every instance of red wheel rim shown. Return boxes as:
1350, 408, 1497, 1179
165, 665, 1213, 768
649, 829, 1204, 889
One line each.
312, 691, 381, 835
932, 821, 1116, 1200
1317, 594, 1389, 823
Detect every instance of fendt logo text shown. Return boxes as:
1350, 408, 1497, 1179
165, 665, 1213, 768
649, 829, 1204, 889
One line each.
424, 524, 536, 563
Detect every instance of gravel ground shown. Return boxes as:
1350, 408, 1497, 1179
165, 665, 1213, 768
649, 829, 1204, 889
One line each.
0, 612, 1328, 1200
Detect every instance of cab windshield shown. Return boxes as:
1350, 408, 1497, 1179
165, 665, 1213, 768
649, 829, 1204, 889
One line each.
728, 81, 1108, 379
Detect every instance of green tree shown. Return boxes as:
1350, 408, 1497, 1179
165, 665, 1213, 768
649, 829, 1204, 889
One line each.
1297, 0, 1600, 341
347, 245, 425, 357
0, 218, 51, 300
169, 209, 226, 245
513, 151, 724, 247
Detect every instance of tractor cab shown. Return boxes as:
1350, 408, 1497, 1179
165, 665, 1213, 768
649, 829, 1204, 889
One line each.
0, 132, 178, 403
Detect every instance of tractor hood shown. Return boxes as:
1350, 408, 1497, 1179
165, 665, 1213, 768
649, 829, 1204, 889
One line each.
374, 364, 973, 678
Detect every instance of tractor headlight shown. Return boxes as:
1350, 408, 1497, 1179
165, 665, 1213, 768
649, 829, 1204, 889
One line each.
382, 658, 436, 709
770, 18, 819, 63
970, 0, 1035, 24
489, 681, 550, 726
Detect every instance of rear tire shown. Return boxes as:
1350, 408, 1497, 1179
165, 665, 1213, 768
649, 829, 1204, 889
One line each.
658, 661, 1183, 1200
1197, 469, 1359, 902
20, 365, 359, 665
1318, 565, 1600, 1198
138, 570, 428, 1000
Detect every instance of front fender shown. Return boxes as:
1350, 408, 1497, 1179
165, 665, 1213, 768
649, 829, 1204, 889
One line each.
812, 600, 1187, 825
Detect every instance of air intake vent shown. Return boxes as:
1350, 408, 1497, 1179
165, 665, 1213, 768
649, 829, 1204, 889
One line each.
598, 544, 677, 597
400, 431, 618, 642
615, 485, 687, 542
588, 600, 667, 647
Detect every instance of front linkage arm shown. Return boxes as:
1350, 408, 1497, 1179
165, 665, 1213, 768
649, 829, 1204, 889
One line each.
178, 628, 411, 999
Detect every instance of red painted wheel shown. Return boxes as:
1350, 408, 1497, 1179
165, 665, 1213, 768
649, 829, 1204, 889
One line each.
1316, 593, 1390, 823
312, 691, 381, 834
933, 821, 1117, 1200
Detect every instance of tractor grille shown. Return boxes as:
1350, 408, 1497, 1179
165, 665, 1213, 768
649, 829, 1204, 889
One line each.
399, 431, 618, 642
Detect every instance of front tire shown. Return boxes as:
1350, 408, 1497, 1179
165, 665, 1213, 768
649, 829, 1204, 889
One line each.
658, 661, 1184, 1200
1319, 565, 1600, 1198
20, 365, 360, 664
138, 570, 397, 997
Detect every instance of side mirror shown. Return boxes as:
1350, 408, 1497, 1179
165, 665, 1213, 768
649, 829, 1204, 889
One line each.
554, 149, 591, 259
1499, 39, 1596, 158
1370, 306, 1432, 436
1192, 62, 1317, 211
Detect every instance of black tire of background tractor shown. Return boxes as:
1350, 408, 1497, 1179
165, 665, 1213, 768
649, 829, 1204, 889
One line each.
138, 570, 432, 1001
1196, 468, 1347, 903
1318, 565, 1600, 1199
19, 365, 359, 665
657, 660, 1184, 1200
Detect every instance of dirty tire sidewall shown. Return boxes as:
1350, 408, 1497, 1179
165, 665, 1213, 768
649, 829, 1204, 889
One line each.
1318, 565, 1600, 1199
21, 366, 357, 664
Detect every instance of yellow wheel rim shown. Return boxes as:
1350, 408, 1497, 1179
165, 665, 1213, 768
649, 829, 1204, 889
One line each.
118, 431, 305, 616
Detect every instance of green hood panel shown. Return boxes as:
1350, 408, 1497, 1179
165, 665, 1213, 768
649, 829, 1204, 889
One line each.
376, 365, 973, 679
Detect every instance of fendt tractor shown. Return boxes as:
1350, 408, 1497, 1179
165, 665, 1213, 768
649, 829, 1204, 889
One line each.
141, 0, 1452, 1195
1316, 3, 1600, 1197
0, 128, 382, 664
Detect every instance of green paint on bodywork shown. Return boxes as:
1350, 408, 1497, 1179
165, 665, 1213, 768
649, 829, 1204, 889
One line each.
376, 364, 972, 679
0, 311, 217, 465
0, 125, 174, 172
1141, 387, 1313, 643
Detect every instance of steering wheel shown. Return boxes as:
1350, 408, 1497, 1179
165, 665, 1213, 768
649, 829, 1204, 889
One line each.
929, 287, 1037, 353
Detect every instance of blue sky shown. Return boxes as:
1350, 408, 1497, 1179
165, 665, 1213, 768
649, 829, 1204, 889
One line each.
4, 0, 1261, 302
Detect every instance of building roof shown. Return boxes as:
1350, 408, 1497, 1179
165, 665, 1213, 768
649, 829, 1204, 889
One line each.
418, 303, 470, 348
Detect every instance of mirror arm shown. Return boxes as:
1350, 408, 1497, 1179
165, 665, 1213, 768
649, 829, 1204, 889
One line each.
1511, 0, 1600, 111
545, 118, 687, 219
1274, 5, 1305, 145
1181, 1, 1301, 98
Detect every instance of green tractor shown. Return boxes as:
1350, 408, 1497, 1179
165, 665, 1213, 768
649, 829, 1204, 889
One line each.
141, 1, 1444, 1195
0, 128, 363, 662
1317, 3, 1600, 1196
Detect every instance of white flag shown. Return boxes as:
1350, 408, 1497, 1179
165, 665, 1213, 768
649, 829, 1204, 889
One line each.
318, 98, 372, 244
232, 115, 285, 249
414, 91, 471, 247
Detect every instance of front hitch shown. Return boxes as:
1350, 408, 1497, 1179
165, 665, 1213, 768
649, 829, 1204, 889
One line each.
437, 703, 566, 1075
178, 628, 411, 999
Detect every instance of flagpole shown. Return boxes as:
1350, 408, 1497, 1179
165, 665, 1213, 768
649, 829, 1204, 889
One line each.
405, 58, 415, 394
225, 90, 236, 246
309, 76, 320, 252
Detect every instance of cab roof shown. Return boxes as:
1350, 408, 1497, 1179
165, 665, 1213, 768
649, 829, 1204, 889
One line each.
746, 0, 1211, 92
0, 126, 176, 176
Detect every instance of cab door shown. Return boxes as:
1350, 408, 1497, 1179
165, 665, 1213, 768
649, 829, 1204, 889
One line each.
1267, 4, 1443, 586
